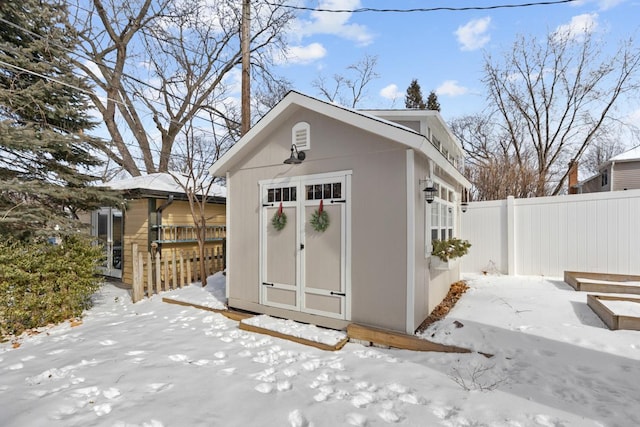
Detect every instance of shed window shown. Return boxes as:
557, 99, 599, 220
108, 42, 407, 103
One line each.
306, 182, 341, 200
292, 122, 310, 151
601, 169, 608, 187
426, 180, 456, 256
267, 186, 297, 203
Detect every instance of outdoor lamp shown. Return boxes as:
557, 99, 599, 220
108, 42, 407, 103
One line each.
421, 179, 436, 204
284, 144, 306, 164
461, 188, 469, 213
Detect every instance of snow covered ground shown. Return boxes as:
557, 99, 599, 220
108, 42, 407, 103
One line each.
1, 273, 639, 427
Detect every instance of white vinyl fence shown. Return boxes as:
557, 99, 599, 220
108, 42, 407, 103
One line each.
460, 189, 640, 277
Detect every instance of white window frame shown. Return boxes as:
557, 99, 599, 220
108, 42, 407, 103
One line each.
425, 180, 456, 257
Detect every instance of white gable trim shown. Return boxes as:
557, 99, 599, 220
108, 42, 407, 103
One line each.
209, 91, 470, 187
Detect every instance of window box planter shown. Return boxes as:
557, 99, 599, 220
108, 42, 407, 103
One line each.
431, 256, 459, 270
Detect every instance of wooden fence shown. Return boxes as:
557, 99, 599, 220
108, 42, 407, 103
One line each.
131, 243, 225, 302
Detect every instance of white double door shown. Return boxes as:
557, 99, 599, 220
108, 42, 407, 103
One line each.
260, 172, 351, 320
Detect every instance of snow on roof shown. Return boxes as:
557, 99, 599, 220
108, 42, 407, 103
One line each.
107, 172, 226, 198
610, 144, 640, 161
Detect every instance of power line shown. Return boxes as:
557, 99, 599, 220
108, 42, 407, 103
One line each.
266, 0, 579, 13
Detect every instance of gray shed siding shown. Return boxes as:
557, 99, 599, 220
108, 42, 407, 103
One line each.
226, 107, 412, 332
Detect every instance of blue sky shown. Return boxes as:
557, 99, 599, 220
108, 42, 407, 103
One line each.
270, 0, 640, 122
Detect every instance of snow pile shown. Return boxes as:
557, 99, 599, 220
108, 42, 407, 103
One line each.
1, 274, 640, 426
161, 271, 226, 310
242, 315, 347, 347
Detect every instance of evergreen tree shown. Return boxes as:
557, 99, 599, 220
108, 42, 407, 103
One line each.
427, 90, 441, 112
405, 79, 426, 109
0, 0, 119, 240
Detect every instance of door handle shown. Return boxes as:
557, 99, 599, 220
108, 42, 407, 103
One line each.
330, 291, 346, 296
300, 244, 305, 250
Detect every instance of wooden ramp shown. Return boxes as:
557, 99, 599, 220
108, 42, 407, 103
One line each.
347, 323, 489, 356
564, 271, 640, 295
162, 297, 253, 322
239, 321, 349, 352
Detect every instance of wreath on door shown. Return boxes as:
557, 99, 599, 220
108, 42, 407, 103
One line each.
310, 199, 330, 232
271, 202, 287, 231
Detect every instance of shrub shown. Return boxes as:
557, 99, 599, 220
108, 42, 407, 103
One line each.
0, 235, 103, 337
431, 238, 471, 262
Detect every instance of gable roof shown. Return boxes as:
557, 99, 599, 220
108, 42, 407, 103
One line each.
209, 91, 469, 186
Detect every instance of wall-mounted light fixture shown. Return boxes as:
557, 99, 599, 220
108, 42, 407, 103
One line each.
461, 188, 469, 213
420, 179, 437, 204
283, 144, 306, 165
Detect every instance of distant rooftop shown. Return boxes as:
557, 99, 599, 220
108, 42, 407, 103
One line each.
107, 172, 227, 198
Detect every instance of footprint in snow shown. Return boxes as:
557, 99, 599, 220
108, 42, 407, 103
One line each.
345, 413, 368, 426
168, 354, 189, 362
6, 363, 23, 370
255, 383, 274, 393
126, 350, 146, 356
102, 387, 120, 399
277, 381, 292, 391
378, 409, 401, 423
47, 349, 67, 355
21, 355, 36, 362
288, 409, 311, 427
93, 403, 112, 416
218, 367, 236, 376
99, 339, 117, 346
283, 368, 298, 377
351, 391, 376, 408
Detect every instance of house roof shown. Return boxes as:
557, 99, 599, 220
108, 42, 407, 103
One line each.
609, 144, 640, 162
209, 91, 470, 187
107, 172, 227, 200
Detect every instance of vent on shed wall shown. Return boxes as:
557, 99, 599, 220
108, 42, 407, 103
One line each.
292, 122, 310, 151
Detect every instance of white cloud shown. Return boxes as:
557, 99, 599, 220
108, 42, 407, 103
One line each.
436, 80, 468, 97
276, 43, 327, 65
455, 17, 491, 51
294, 0, 374, 46
379, 84, 402, 101
553, 13, 598, 41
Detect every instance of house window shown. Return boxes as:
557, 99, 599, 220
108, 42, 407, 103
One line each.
601, 169, 608, 187
426, 181, 455, 255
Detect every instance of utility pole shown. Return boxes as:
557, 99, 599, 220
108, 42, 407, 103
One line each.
241, 0, 250, 136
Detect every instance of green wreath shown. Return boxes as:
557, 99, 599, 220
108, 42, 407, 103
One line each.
310, 209, 330, 232
271, 210, 287, 231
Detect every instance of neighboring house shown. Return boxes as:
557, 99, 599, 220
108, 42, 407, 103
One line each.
90, 173, 226, 286
573, 145, 640, 194
208, 91, 471, 334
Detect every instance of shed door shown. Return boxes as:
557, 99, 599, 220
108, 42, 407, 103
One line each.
260, 173, 350, 320
261, 184, 300, 311
301, 179, 347, 319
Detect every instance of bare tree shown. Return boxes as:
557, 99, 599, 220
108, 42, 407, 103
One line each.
483, 29, 640, 196
69, 0, 294, 177
312, 53, 379, 108
451, 114, 538, 200
169, 122, 230, 285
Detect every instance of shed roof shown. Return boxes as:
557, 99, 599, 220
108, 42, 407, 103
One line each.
209, 91, 470, 187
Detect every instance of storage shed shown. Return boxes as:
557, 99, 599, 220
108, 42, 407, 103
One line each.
209, 92, 470, 333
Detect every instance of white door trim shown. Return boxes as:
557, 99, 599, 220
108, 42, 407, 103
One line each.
259, 170, 352, 320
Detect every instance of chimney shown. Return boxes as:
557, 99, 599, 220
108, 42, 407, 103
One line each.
568, 160, 579, 194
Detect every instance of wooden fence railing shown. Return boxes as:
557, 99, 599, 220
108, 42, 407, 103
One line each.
131, 243, 225, 302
